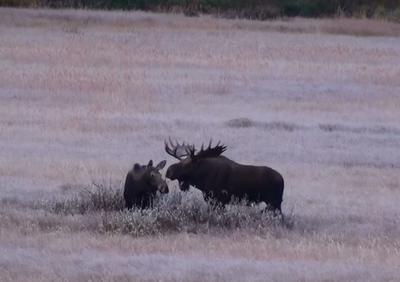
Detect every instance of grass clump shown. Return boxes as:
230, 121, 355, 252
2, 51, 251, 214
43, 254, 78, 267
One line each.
45, 182, 125, 215
42, 182, 285, 237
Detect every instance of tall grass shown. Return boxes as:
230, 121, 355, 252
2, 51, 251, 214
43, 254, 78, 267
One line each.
48, 182, 125, 215
40, 182, 286, 237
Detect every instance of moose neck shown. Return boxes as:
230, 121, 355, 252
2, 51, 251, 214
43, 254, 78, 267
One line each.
185, 158, 219, 191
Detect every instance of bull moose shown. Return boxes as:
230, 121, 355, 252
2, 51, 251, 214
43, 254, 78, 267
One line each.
124, 160, 168, 209
164, 139, 284, 213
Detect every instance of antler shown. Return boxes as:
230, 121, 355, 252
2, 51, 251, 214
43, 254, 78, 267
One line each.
164, 138, 194, 160
196, 140, 227, 159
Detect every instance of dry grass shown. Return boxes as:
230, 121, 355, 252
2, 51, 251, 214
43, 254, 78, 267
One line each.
0, 7, 400, 282
37, 183, 284, 235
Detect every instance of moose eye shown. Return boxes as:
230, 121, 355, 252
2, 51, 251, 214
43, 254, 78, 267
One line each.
150, 172, 158, 179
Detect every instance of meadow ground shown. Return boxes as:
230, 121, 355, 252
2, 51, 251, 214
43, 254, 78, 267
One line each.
0, 8, 400, 281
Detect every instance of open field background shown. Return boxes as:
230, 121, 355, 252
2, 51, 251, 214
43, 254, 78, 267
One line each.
3, 0, 400, 21
1, 8, 400, 281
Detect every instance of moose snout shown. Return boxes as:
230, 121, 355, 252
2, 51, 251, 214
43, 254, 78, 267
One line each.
158, 182, 169, 194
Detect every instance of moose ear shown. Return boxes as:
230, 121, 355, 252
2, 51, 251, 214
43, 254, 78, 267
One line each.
147, 160, 153, 168
155, 160, 166, 170
133, 163, 141, 171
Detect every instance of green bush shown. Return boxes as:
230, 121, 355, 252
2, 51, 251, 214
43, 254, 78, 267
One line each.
0, 0, 40, 6
388, 7, 400, 21
2, 0, 400, 20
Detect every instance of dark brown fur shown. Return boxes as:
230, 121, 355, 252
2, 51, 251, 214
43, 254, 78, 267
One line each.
124, 160, 167, 209
165, 140, 284, 212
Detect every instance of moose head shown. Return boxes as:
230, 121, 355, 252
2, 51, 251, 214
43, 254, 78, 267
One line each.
124, 159, 168, 209
136, 160, 168, 194
164, 138, 226, 191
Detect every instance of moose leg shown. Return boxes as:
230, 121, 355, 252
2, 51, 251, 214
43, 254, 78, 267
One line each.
203, 191, 226, 208
203, 191, 213, 202
125, 199, 133, 210
139, 195, 154, 210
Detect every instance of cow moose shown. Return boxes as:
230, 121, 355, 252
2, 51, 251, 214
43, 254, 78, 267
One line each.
164, 139, 284, 213
124, 160, 168, 209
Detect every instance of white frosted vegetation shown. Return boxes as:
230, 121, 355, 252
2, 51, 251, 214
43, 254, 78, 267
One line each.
0, 8, 400, 281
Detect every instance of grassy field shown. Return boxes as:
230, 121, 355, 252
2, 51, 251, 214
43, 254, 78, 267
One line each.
1, 8, 400, 281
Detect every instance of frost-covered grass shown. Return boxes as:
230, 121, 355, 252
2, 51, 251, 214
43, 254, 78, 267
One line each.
46, 182, 125, 215
0, 8, 399, 282
34, 183, 285, 236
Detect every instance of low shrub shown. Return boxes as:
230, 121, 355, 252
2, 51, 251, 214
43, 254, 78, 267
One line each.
45, 182, 125, 215
42, 182, 285, 237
